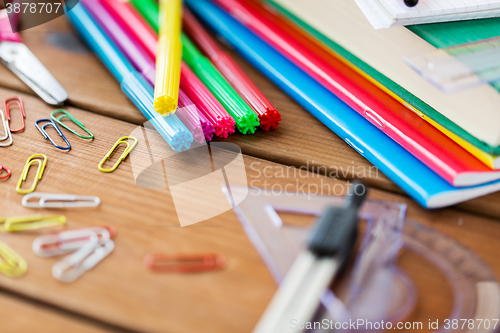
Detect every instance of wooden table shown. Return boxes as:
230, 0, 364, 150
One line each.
1, 14, 500, 333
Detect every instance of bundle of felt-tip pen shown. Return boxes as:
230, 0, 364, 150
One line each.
65, 0, 281, 153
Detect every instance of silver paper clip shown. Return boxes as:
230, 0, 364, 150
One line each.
0, 109, 12, 147
22, 192, 101, 208
33, 226, 114, 257
52, 234, 114, 282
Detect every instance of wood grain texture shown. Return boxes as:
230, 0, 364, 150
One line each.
1, 90, 500, 332
0, 292, 116, 333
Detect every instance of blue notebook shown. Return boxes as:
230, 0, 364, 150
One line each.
186, 0, 500, 209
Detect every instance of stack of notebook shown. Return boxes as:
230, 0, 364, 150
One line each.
179, 0, 500, 208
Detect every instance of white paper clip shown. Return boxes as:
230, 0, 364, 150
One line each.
22, 192, 101, 208
52, 238, 114, 283
32, 227, 115, 257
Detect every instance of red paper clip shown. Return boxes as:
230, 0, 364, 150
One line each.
4, 97, 26, 133
32, 226, 116, 257
144, 253, 227, 273
0, 164, 11, 180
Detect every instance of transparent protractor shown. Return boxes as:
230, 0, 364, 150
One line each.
403, 220, 500, 333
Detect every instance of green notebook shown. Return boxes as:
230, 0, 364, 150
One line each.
408, 19, 500, 92
267, 0, 500, 154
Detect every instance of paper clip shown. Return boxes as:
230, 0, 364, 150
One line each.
0, 164, 11, 180
0, 109, 12, 147
35, 119, 71, 150
4, 96, 25, 133
50, 110, 94, 140
98, 136, 138, 172
33, 226, 116, 257
0, 241, 27, 277
143, 253, 227, 273
52, 238, 114, 282
16, 154, 47, 194
0, 215, 67, 232
22, 192, 101, 208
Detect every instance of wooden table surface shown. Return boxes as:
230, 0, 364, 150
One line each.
1, 14, 500, 333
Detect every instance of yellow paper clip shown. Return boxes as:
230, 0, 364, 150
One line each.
0, 215, 67, 232
0, 241, 27, 277
16, 154, 48, 194
98, 136, 138, 172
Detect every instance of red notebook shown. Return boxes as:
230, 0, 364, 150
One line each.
213, 0, 500, 187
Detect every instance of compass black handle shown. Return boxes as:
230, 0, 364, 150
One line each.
308, 181, 367, 257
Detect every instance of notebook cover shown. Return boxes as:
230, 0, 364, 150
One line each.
407, 18, 500, 48
354, 0, 500, 29
266, 0, 500, 156
187, 0, 500, 208
214, 0, 500, 185
407, 18, 500, 92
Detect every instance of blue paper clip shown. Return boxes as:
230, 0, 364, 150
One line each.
35, 119, 71, 150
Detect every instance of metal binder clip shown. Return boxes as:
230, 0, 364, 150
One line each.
0, 109, 12, 147
0, 215, 66, 232
33, 226, 115, 257
0, 164, 11, 180
98, 136, 138, 172
22, 192, 101, 208
50, 110, 94, 140
143, 253, 227, 273
4, 97, 25, 133
52, 238, 114, 282
16, 154, 47, 194
35, 119, 71, 150
0, 241, 27, 277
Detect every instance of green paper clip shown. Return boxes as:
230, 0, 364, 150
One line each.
50, 110, 94, 139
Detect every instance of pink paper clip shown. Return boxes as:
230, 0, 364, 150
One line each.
32, 226, 116, 257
